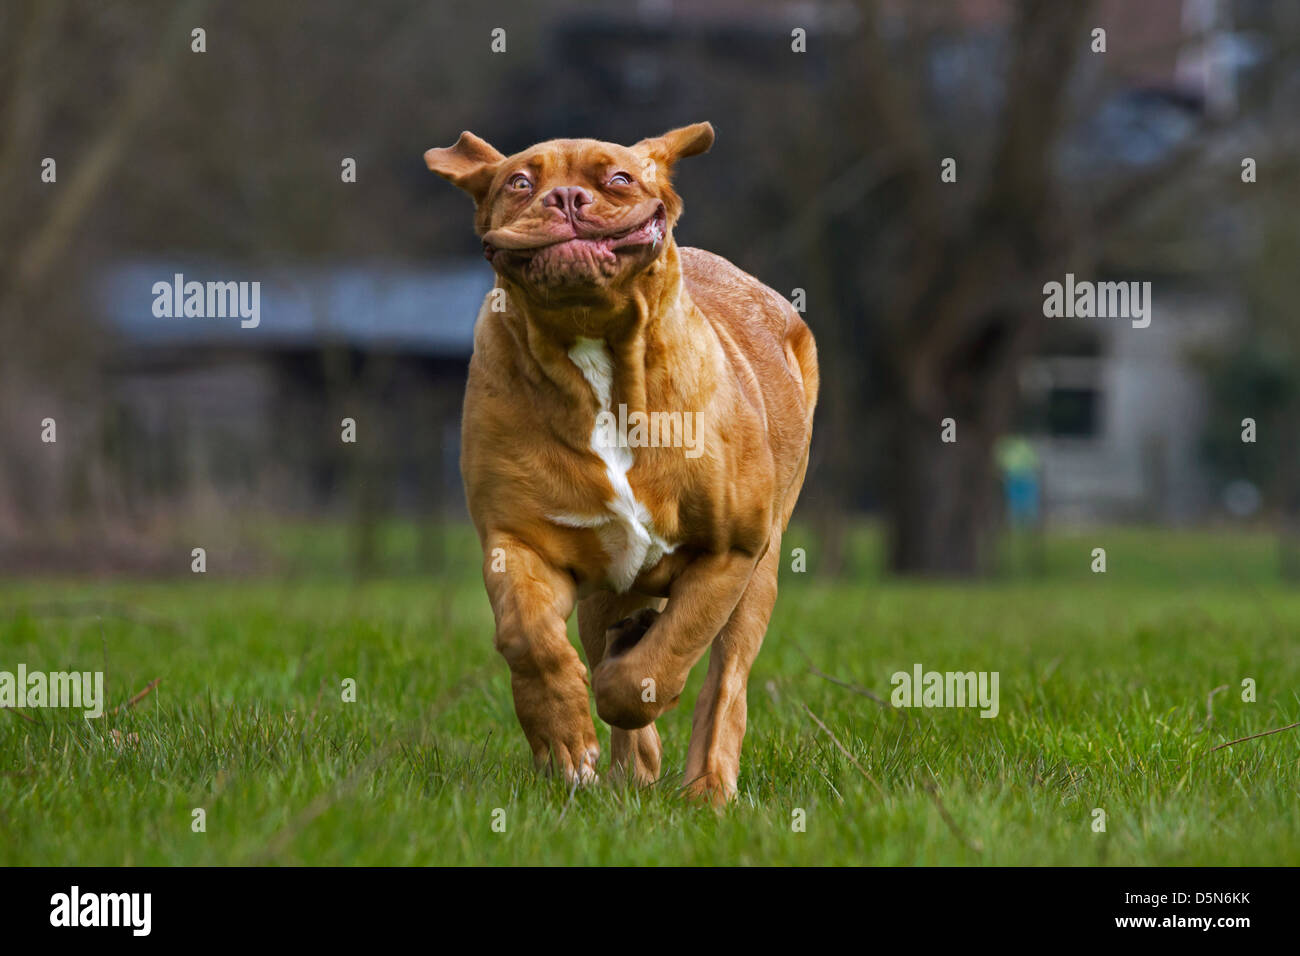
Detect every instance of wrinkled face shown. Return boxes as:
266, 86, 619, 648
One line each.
426, 124, 713, 301
478, 141, 670, 290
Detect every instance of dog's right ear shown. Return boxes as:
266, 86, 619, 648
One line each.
424, 132, 506, 205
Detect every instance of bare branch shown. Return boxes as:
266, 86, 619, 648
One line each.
3, 0, 208, 302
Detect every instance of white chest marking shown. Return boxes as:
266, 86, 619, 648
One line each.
552, 336, 674, 592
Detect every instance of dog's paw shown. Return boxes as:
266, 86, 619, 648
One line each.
593, 663, 678, 734
547, 743, 601, 786
604, 607, 660, 659
610, 724, 662, 786
682, 772, 737, 808
510, 665, 601, 786
533, 735, 601, 787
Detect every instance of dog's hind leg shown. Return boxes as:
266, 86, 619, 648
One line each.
682, 530, 782, 805
578, 591, 666, 785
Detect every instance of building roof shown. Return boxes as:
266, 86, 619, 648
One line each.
97, 259, 491, 357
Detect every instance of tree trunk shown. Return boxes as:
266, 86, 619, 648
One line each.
882, 288, 1041, 577
884, 400, 999, 576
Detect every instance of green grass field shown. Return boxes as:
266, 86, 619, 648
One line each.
2, 525, 1298, 865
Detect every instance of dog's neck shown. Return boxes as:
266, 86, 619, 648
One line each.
495, 241, 710, 426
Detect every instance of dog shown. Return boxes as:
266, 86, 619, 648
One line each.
425, 123, 817, 803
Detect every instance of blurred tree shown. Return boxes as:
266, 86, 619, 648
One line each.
824, 0, 1298, 575
1197, 152, 1300, 575
0, 0, 207, 544
0, 0, 550, 565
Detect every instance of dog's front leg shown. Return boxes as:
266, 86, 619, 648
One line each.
578, 593, 667, 786
591, 548, 758, 735
483, 533, 599, 784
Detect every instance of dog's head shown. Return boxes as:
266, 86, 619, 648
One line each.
425, 124, 713, 308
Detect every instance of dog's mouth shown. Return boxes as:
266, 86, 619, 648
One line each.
483, 204, 667, 269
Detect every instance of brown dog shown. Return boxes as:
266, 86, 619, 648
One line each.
425, 123, 817, 803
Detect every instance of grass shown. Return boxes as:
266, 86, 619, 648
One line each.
1, 523, 1298, 865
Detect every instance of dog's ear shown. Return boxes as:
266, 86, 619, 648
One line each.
632, 122, 715, 174
632, 123, 713, 225
424, 132, 506, 205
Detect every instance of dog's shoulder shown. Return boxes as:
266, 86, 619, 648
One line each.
678, 246, 818, 437
678, 246, 798, 341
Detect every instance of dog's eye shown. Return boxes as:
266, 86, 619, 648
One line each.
608, 172, 634, 186
507, 173, 532, 191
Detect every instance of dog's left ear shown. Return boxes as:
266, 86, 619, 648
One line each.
424, 131, 506, 205
632, 122, 715, 175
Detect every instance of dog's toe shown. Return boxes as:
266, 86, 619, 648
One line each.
574, 745, 600, 785
537, 742, 601, 786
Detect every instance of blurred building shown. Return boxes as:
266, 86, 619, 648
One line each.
95, 259, 490, 514
1015, 0, 1253, 523
1018, 290, 1238, 524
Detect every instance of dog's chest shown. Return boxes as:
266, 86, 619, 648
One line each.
549, 337, 675, 592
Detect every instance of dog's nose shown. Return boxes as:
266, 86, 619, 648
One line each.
542, 186, 593, 220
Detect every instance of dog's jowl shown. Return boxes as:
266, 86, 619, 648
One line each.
426, 123, 818, 804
